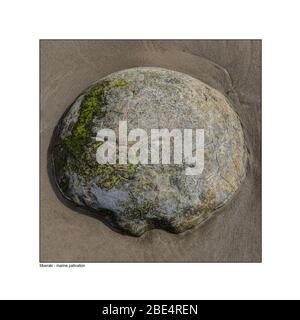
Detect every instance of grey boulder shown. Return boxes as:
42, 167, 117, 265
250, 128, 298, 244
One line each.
50, 67, 248, 236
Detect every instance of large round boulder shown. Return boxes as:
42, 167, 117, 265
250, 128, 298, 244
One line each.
50, 67, 247, 236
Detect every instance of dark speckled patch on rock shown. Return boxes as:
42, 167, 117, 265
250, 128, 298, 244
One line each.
50, 67, 248, 236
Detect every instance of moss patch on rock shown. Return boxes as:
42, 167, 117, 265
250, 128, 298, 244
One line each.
53, 79, 135, 191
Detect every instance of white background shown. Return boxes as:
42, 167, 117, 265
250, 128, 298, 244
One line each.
0, 0, 299, 300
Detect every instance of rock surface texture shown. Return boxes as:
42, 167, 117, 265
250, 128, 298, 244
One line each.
51, 67, 248, 236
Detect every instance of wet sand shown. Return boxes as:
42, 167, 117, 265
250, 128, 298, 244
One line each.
40, 40, 261, 262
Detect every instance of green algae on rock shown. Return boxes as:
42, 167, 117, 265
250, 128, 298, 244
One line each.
50, 67, 248, 236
